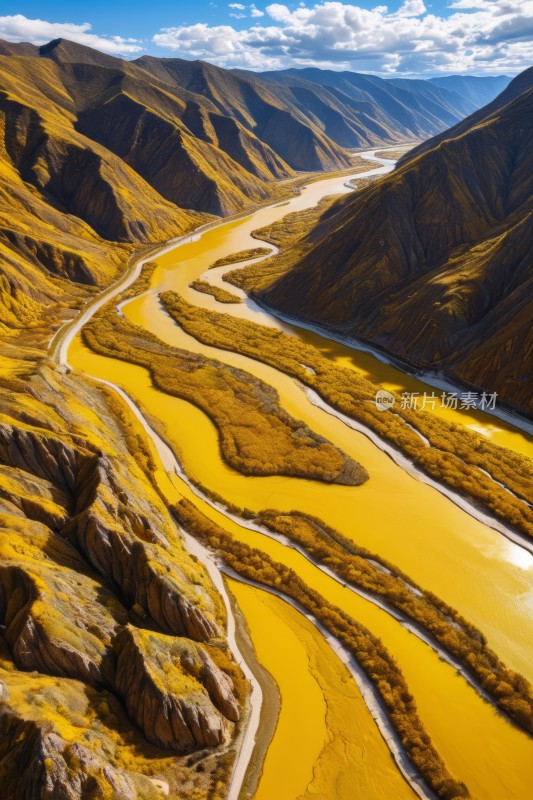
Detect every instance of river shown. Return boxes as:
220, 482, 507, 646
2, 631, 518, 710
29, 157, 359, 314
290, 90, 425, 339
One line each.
67, 151, 533, 799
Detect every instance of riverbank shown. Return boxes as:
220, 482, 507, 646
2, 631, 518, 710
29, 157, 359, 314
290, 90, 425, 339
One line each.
223, 581, 281, 800
159, 292, 533, 544
261, 303, 533, 441
55, 148, 532, 792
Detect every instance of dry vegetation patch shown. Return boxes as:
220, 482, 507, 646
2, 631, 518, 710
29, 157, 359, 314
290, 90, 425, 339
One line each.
209, 248, 272, 269
83, 308, 368, 487
160, 293, 533, 539
189, 280, 242, 304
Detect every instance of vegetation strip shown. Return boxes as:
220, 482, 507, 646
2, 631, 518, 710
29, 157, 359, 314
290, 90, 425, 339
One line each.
83, 308, 368, 486
209, 248, 273, 269
159, 293, 533, 539
174, 498, 471, 800
305, 387, 533, 554
189, 280, 242, 304
254, 510, 533, 733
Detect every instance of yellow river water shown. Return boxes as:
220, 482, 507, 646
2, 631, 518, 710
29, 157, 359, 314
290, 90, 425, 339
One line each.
69, 156, 533, 799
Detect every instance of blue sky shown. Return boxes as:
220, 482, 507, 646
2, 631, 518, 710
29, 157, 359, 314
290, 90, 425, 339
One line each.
6, 1, 456, 36
1, 1, 532, 75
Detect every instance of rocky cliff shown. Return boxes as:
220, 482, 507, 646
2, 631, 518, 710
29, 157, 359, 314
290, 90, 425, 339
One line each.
258, 69, 533, 415
0, 364, 244, 797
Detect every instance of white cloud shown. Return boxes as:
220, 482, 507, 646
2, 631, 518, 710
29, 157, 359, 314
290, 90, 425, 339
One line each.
396, 0, 426, 17
0, 14, 142, 55
153, 0, 533, 74
228, 2, 264, 19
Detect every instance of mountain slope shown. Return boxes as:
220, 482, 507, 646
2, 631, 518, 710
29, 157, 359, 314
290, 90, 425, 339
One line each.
0, 39, 510, 231
399, 67, 532, 165
245, 67, 510, 149
0, 40, 253, 797
0, 39, 297, 226
0, 38, 290, 336
135, 56, 353, 171
428, 75, 511, 110
257, 70, 533, 415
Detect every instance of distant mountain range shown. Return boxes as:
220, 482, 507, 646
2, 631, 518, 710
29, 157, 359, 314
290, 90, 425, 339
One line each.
0, 39, 510, 216
0, 36, 511, 343
257, 68, 533, 416
242, 67, 510, 149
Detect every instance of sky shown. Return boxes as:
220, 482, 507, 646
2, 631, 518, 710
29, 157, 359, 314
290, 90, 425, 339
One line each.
0, 1, 532, 76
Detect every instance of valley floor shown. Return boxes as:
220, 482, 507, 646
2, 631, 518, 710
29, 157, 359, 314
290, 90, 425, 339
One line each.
0, 151, 533, 800
58, 150, 533, 799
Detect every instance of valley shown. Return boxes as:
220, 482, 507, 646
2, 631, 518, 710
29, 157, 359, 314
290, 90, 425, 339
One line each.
0, 34, 531, 797
60, 150, 533, 799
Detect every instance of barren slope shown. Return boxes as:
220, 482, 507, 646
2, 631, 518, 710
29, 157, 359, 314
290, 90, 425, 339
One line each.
257, 70, 533, 415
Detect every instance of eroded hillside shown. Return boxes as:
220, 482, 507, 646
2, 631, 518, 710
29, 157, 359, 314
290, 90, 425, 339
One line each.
255, 69, 533, 415
0, 359, 245, 798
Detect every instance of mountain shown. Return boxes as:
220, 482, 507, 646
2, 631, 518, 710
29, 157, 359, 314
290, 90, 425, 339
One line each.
0, 37, 510, 336
256, 69, 533, 416
0, 39, 200, 339
0, 37, 252, 798
136, 56, 353, 171
0, 38, 295, 226
399, 67, 532, 164
243, 67, 510, 148
0, 38, 275, 336
428, 75, 511, 110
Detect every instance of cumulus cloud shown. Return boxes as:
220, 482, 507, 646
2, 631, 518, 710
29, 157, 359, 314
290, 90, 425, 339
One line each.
0, 14, 142, 55
153, 0, 533, 74
229, 2, 265, 19
395, 0, 426, 17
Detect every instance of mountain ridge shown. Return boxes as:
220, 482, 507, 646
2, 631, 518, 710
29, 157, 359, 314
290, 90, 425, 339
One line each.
0, 36, 508, 341
234, 65, 510, 149
254, 68, 533, 415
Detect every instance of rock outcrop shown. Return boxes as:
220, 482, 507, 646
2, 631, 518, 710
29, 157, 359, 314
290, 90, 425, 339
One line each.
114, 626, 239, 752
0, 670, 163, 799
0, 367, 243, 797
